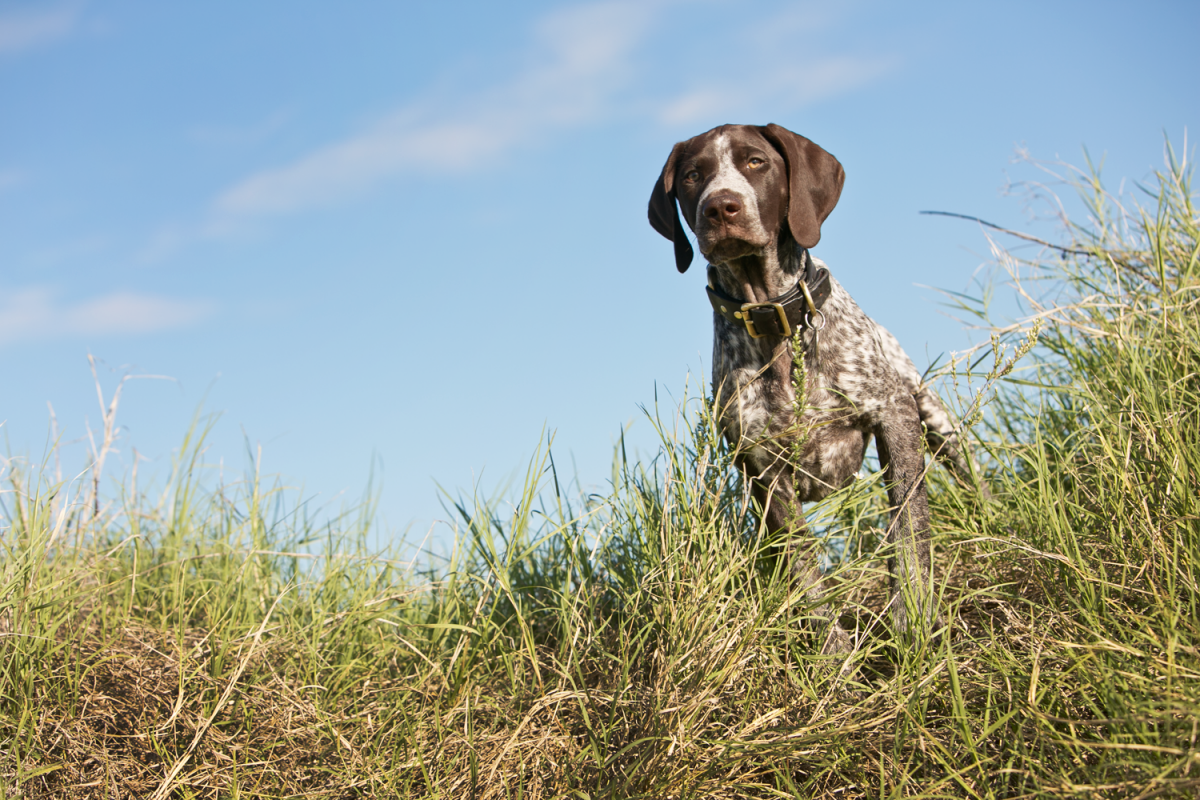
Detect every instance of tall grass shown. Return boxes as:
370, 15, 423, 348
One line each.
1, 150, 1197, 798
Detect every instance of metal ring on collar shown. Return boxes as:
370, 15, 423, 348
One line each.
805, 309, 827, 331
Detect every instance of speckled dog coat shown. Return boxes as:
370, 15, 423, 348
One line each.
649, 124, 977, 644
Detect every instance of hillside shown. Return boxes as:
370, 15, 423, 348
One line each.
2, 154, 1198, 798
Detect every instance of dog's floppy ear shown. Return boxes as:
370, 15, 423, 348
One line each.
647, 141, 695, 273
758, 123, 845, 249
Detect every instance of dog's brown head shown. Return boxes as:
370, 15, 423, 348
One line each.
648, 123, 845, 273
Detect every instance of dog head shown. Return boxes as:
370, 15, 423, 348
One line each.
648, 124, 845, 273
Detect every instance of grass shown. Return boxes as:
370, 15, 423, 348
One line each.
1, 149, 1198, 798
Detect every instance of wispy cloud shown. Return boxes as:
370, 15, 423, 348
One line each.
0, 287, 214, 346
140, 0, 892, 259
0, 3, 81, 56
211, 1, 653, 221
650, 2, 898, 127
658, 54, 896, 126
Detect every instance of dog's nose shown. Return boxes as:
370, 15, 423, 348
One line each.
702, 192, 742, 222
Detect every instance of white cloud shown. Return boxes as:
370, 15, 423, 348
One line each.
138, 0, 893, 258
0, 4, 80, 55
0, 286, 214, 346
659, 55, 897, 126
653, 2, 898, 128
211, 0, 653, 221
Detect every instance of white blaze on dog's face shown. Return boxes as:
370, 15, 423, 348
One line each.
672, 127, 788, 264
693, 134, 767, 245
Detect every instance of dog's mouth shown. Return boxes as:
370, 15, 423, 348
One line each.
699, 235, 761, 264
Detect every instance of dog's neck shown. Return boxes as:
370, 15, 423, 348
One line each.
708, 232, 805, 304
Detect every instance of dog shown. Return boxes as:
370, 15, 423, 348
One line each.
648, 124, 978, 646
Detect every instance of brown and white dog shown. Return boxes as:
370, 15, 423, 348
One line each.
649, 124, 975, 646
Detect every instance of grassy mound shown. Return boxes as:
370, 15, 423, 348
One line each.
2, 154, 1198, 798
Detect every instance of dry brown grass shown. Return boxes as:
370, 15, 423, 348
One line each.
6, 526, 1070, 800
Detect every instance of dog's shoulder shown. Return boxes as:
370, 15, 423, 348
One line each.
810, 265, 914, 414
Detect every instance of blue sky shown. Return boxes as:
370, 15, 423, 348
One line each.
2, 0, 1196, 553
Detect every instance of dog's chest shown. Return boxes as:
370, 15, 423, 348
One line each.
710, 279, 905, 496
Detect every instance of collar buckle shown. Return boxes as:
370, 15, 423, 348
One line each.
738, 301, 791, 339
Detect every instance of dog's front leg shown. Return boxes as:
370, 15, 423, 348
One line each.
748, 469, 852, 654
874, 396, 942, 634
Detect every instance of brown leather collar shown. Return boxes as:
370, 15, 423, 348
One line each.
706, 250, 832, 339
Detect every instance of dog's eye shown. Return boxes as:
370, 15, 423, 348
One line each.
684, 169, 701, 182
747, 157, 766, 169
